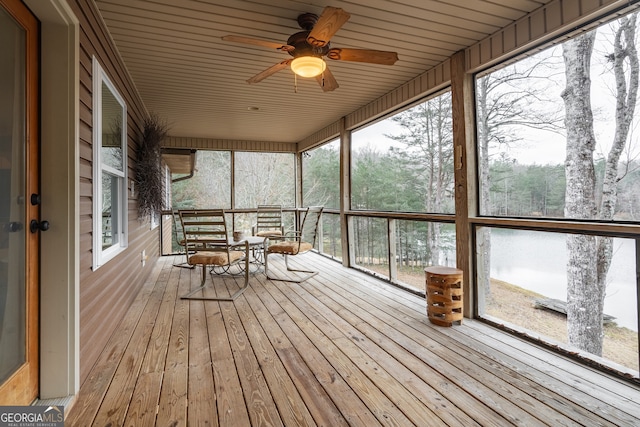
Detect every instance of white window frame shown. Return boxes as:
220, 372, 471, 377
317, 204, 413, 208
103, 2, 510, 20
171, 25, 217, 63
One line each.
92, 57, 128, 269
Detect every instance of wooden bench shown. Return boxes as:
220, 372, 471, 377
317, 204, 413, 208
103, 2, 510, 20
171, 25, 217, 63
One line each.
533, 298, 616, 324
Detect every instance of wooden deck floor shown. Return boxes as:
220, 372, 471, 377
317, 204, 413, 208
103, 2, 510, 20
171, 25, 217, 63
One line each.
66, 253, 640, 426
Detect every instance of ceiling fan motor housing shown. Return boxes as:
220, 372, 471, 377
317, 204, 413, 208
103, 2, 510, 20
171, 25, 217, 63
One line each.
297, 12, 318, 30
286, 31, 329, 58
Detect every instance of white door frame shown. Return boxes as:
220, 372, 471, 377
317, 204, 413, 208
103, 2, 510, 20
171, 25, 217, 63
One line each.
24, 0, 80, 400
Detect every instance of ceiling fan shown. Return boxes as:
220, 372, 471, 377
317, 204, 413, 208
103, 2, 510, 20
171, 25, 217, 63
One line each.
222, 6, 399, 92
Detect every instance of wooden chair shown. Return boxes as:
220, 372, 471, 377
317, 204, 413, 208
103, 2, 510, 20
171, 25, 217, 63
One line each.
172, 209, 194, 269
179, 209, 249, 301
264, 206, 323, 283
252, 204, 285, 240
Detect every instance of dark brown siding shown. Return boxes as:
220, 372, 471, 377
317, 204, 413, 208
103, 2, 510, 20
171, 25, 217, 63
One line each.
70, 0, 160, 384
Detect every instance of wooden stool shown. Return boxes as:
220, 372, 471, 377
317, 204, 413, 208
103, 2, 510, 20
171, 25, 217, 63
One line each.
425, 266, 463, 326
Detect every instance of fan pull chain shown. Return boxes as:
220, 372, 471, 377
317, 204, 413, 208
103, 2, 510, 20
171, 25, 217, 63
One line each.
294, 73, 298, 93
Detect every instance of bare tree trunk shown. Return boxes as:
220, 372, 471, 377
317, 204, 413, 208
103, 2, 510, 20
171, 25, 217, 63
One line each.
561, 31, 603, 355
427, 221, 441, 265
562, 15, 638, 356
597, 15, 638, 295
476, 78, 492, 298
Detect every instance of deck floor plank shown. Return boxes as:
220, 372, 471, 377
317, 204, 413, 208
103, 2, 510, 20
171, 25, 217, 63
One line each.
253, 270, 384, 426
260, 267, 418, 426
66, 254, 640, 426
317, 255, 640, 425
268, 275, 453, 427
307, 258, 604, 426
314, 254, 640, 425
295, 270, 508, 427
124, 260, 183, 427
91, 256, 174, 426
231, 286, 318, 426
186, 296, 218, 425
65, 256, 171, 426
243, 275, 349, 426
155, 262, 191, 425
453, 321, 640, 425
122, 372, 163, 427
299, 267, 557, 426
203, 280, 251, 426
219, 276, 284, 426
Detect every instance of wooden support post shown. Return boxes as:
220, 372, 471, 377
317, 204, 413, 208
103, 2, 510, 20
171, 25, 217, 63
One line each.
451, 50, 477, 319
339, 117, 352, 268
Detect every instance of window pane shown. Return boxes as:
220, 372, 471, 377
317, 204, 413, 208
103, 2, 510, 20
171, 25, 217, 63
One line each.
303, 139, 340, 209
394, 220, 455, 291
0, 6, 27, 382
351, 92, 454, 213
172, 150, 231, 209
353, 217, 389, 279
233, 212, 252, 236
320, 212, 342, 261
101, 172, 119, 249
101, 81, 123, 172
234, 152, 295, 209
93, 58, 127, 269
477, 227, 638, 372
476, 15, 640, 221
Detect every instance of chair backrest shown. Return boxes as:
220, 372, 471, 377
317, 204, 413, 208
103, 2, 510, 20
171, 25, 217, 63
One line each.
299, 206, 323, 247
178, 209, 229, 252
172, 209, 186, 247
255, 204, 283, 234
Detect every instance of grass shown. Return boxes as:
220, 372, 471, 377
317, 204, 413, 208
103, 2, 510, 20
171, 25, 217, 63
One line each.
485, 279, 639, 372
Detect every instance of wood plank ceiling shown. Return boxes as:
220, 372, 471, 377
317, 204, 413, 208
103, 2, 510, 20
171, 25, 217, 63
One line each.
94, 0, 552, 144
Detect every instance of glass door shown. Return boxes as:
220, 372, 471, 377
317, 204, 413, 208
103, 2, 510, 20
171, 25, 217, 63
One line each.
0, 0, 39, 405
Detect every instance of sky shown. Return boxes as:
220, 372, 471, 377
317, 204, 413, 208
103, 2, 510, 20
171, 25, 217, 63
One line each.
347, 19, 640, 167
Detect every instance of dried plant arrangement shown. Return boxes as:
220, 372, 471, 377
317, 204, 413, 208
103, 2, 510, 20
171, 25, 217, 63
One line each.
136, 113, 168, 219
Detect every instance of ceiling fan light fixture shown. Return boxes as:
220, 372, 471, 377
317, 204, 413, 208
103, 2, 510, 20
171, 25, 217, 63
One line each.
290, 56, 326, 78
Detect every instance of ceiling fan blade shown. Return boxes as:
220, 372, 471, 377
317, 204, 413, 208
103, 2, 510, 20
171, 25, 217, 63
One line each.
222, 35, 294, 52
247, 59, 292, 84
327, 48, 398, 65
315, 65, 339, 92
307, 6, 351, 47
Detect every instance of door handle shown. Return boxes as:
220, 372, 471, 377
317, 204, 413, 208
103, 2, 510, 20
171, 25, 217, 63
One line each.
30, 219, 50, 233
4, 222, 23, 232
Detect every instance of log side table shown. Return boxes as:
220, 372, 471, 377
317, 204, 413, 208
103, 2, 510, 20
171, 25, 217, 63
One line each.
424, 266, 463, 326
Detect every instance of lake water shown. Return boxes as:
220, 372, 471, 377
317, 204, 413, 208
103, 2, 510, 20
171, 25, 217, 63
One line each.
488, 228, 638, 331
